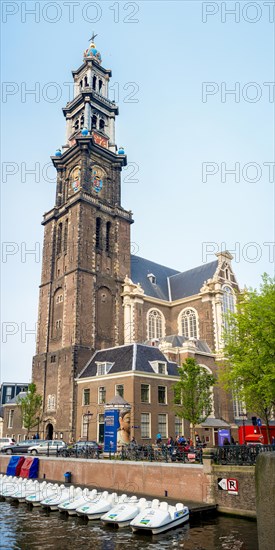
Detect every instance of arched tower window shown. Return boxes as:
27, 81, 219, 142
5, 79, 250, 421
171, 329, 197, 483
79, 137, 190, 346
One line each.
93, 75, 97, 90
96, 217, 101, 249
99, 119, 105, 132
80, 114, 84, 129
63, 219, 68, 253
179, 308, 198, 339
74, 119, 79, 131
80, 80, 83, 89
222, 285, 235, 331
92, 115, 97, 129
56, 223, 62, 255
84, 75, 88, 87
147, 309, 165, 340
99, 79, 103, 93
106, 222, 111, 253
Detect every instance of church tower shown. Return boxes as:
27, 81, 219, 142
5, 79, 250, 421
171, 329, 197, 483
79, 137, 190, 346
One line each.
32, 38, 133, 441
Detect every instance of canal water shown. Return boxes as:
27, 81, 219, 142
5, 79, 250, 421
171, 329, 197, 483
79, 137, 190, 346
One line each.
0, 501, 258, 550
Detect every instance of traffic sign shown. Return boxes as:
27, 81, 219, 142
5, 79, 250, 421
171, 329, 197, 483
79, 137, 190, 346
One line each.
227, 478, 239, 494
257, 418, 262, 427
218, 478, 227, 490
218, 478, 238, 494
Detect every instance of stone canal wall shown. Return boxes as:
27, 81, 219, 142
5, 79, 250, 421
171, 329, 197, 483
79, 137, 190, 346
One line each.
0, 455, 256, 517
212, 465, 256, 517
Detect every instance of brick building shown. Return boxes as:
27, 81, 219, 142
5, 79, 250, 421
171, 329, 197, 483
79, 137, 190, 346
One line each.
30, 38, 241, 444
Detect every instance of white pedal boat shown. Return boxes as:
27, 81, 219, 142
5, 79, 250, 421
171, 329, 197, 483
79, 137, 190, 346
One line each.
101, 496, 151, 528
58, 488, 97, 515
7, 480, 39, 502
25, 483, 59, 506
76, 491, 121, 520
0, 477, 21, 498
130, 500, 189, 534
40, 484, 72, 510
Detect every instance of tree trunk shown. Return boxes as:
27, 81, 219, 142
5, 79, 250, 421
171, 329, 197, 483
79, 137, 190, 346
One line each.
264, 411, 271, 444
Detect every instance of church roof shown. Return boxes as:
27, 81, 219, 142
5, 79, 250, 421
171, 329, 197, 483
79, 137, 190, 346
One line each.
130, 255, 218, 301
130, 256, 179, 300
78, 343, 179, 379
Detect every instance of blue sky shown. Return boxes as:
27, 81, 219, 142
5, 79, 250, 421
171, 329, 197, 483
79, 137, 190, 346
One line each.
1, 1, 274, 382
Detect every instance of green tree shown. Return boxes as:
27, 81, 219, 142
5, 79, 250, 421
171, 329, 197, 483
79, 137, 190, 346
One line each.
173, 358, 216, 442
17, 383, 42, 438
221, 274, 275, 443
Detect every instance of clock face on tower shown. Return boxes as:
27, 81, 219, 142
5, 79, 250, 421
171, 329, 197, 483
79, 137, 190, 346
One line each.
92, 165, 105, 193
69, 166, 81, 194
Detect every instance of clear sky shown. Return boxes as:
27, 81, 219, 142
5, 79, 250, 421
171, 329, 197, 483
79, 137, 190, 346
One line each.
1, 1, 274, 383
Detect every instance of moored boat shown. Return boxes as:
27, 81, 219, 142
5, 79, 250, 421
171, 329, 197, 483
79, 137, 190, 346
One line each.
130, 500, 189, 534
76, 492, 121, 520
101, 496, 151, 528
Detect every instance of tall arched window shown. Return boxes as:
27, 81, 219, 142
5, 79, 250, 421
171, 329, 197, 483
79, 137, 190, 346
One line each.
92, 115, 97, 129
99, 119, 105, 132
106, 222, 111, 253
179, 308, 198, 339
222, 285, 235, 331
63, 219, 68, 253
96, 217, 101, 249
93, 75, 97, 90
56, 223, 62, 255
147, 309, 165, 340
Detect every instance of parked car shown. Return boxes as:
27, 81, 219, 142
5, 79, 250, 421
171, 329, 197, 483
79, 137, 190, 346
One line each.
1, 440, 43, 454
28, 440, 66, 455
0, 437, 15, 449
58, 440, 103, 457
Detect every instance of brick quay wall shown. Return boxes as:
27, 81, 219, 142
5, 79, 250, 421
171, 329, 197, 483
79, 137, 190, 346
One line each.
0, 455, 256, 517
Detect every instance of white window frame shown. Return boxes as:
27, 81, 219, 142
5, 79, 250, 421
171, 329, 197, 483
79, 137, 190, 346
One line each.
98, 386, 106, 404
141, 412, 151, 439
96, 362, 113, 376
178, 307, 199, 339
149, 361, 167, 375
147, 308, 165, 340
175, 416, 183, 437
140, 383, 150, 404
8, 409, 14, 428
158, 413, 168, 439
222, 285, 235, 331
83, 388, 90, 406
81, 415, 88, 439
158, 385, 167, 405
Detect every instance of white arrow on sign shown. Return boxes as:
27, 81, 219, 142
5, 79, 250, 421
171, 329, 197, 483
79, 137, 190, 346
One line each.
218, 478, 227, 490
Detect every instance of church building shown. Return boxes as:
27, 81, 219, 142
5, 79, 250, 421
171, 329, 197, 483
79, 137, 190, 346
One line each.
32, 38, 241, 445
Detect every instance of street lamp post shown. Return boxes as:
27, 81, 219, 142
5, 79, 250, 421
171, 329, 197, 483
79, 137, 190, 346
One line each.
84, 411, 93, 442
36, 417, 40, 439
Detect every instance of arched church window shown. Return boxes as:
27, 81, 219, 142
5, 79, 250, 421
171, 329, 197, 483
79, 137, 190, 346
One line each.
74, 119, 79, 131
80, 114, 84, 129
47, 394, 56, 411
99, 119, 105, 132
92, 115, 97, 129
179, 308, 198, 339
222, 285, 235, 331
93, 75, 97, 90
56, 223, 62, 255
80, 80, 83, 89
63, 219, 68, 253
96, 217, 101, 249
106, 222, 111, 253
84, 75, 88, 87
99, 79, 103, 93
147, 309, 165, 340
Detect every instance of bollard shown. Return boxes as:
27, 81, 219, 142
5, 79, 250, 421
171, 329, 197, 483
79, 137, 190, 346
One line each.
64, 471, 72, 484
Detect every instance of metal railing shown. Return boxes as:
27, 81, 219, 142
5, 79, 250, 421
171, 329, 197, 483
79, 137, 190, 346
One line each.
214, 444, 275, 466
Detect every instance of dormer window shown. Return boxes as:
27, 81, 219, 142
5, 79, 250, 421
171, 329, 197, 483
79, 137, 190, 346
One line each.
150, 361, 167, 375
96, 362, 113, 376
147, 273, 156, 284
